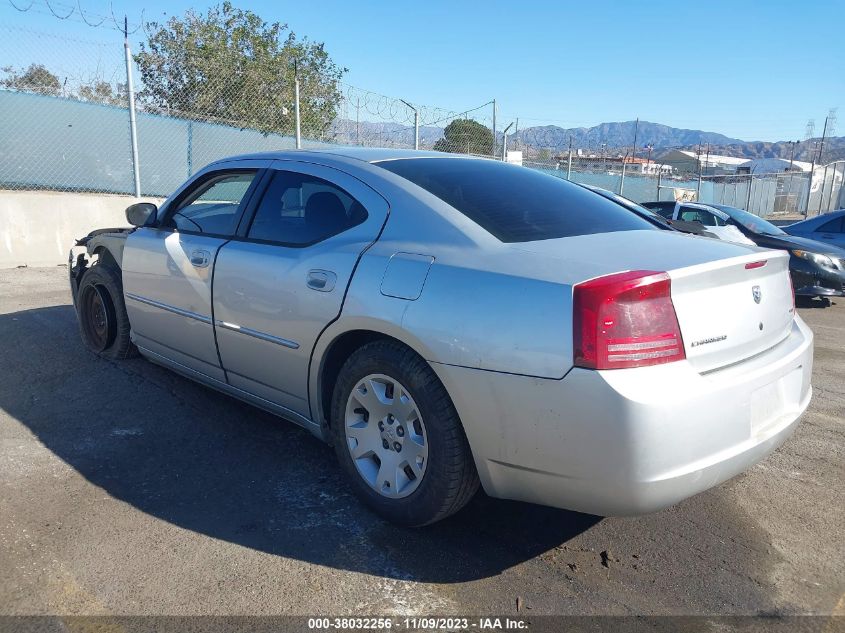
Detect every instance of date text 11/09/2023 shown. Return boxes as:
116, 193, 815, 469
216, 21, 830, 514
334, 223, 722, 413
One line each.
307, 617, 529, 630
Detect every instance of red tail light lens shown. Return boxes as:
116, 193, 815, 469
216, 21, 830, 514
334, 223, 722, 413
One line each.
573, 270, 686, 370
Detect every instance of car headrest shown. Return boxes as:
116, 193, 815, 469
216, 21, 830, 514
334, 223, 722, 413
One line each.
305, 192, 348, 235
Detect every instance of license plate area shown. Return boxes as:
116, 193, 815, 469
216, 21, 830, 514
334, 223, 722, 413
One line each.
750, 366, 803, 437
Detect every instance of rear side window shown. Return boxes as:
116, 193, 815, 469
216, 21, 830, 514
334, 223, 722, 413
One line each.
247, 170, 368, 245
818, 217, 844, 233
679, 206, 725, 226
641, 201, 676, 218
377, 158, 654, 243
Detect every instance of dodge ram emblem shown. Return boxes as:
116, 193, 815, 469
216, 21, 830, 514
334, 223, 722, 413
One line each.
752, 285, 762, 304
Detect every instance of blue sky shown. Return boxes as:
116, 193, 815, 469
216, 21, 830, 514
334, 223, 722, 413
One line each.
2, 0, 843, 141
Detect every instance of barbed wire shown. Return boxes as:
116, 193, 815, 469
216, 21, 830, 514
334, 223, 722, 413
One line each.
4, 0, 145, 32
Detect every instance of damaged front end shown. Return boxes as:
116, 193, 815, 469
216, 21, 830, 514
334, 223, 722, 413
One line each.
68, 228, 133, 308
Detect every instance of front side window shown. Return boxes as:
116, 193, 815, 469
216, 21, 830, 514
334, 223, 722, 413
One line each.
165, 171, 257, 235
247, 170, 367, 245
377, 158, 653, 243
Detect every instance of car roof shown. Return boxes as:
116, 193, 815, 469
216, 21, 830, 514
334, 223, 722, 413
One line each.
211, 147, 473, 165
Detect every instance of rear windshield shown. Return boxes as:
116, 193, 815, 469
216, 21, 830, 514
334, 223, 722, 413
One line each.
377, 158, 654, 243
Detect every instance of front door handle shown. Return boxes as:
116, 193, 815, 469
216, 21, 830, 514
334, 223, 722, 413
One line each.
306, 269, 336, 292
190, 249, 210, 268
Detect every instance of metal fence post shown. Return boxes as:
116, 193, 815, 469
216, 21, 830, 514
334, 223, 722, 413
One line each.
400, 99, 419, 150
817, 165, 826, 215
805, 161, 815, 216
656, 170, 662, 200
187, 119, 193, 178
294, 60, 301, 149
745, 174, 753, 211
123, 19, 141, 197
620, 157, 627, 195
356, 98, 361, 145
501, 122, 513, 162
491, 99, 497, 159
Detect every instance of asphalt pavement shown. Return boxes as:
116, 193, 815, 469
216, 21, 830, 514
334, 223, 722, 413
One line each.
0, 266, 842, 618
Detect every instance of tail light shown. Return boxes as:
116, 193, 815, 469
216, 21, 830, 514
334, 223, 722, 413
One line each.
573, 270, 685, 370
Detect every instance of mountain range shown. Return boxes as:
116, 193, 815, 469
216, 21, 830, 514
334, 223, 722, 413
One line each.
329, 118, 845, 163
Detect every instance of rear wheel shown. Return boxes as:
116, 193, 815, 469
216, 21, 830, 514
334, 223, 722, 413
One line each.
331, 340, 479, 526
77, 264, 136, 360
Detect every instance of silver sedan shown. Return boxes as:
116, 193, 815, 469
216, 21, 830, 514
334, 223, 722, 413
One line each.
69, 148, 814, 526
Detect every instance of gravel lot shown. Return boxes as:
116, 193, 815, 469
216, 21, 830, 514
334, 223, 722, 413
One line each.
0, 266, 843, 617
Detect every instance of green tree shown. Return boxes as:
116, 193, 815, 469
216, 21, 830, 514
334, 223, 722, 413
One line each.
433, 119, 494, 155
1, 64, 62, 96
134, 2, 345, 136
76, 80, 127, 107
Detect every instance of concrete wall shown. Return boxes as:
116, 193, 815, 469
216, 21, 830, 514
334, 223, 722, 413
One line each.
0, 191, 163, 269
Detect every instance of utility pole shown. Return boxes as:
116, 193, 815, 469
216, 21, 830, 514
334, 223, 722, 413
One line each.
566, 136, 573, 180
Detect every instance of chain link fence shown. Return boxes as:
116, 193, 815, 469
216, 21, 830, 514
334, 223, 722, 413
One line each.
1, 24, 842, 217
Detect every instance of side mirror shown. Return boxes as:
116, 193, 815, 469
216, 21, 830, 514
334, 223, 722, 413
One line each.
126, 202, 157, 227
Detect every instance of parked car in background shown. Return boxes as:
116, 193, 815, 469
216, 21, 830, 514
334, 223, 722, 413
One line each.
643, 201, 845, 301
580, 185, 717, 238
640, 201, 756, 246
784, 209, 845, 250
69, 149, 813, 526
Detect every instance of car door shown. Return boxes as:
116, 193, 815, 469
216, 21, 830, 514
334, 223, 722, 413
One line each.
212, 160, 389, 417
122, 162, 268, 381
811, 216, 845, 249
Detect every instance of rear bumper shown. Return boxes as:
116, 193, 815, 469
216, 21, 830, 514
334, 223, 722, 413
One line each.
431, 316, 813, 516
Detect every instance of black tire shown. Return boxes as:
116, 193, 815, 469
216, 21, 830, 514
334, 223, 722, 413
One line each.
76, 264, 137, 360
331, 340, 479, 526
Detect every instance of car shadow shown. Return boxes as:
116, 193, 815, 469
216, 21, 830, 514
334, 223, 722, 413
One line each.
796, 296, 836, 309
0, 304, 600, 583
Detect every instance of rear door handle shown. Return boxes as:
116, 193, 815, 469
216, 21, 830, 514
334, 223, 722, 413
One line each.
190, 249, 210, 268
306, 269, 336, 292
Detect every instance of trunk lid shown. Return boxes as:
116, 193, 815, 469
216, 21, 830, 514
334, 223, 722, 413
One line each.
511, 230, 794, 373
669, 251, 794, 372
